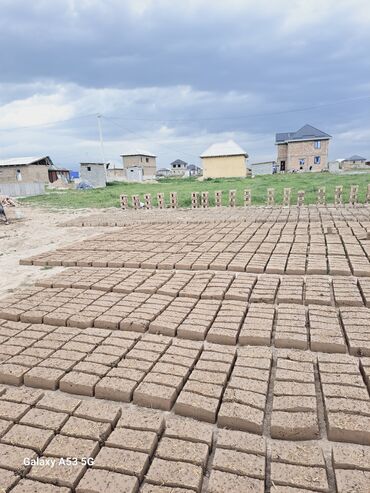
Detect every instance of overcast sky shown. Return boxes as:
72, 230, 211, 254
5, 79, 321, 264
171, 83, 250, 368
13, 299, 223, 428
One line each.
0, 0, 369, 169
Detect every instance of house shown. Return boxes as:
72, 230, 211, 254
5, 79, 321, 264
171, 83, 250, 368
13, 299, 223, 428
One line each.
48, 165, 70, 183
341, 155, 369, 171
200, 140, 249, 179
121, 150, 157, 182
156, 168, 171, 178
106, 163, 125, 182
80, 162, 107, 188
170, 159, 188, 176
275, 124, 331, 172
249, 161, 276, 176
0, 156, 53, 196
187, 164, 202, 176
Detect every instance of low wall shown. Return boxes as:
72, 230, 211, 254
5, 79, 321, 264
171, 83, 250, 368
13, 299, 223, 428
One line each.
0, 182, 45, 197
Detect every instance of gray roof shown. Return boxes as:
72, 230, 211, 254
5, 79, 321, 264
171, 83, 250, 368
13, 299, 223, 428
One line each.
276, 124, 331, 144
346, 154, 366, 161
0, 156, 51, 167
171, 159, 187, 166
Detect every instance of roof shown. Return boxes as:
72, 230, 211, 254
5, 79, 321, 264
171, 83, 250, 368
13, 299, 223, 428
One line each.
121, 150, 156, 158
200, 140, 247, 158
250, 161, 276, 166
0, 156, 50, 167
187, 164, 202, 170
275, 124, 331, 144
80, 162, 106, 166
171, 159, 187, 166
346, 155, 366, 161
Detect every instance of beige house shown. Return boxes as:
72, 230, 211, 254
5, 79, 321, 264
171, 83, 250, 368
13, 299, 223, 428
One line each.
121, 150, 157, 181
340, 155, 369, 172
0, 156, 53, 196
275, 124, 331, 172
200, 140, 249, 179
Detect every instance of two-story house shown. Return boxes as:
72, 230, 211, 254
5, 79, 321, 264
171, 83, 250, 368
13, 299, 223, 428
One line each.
275, 124, 331, 172
121, 150, 157, 181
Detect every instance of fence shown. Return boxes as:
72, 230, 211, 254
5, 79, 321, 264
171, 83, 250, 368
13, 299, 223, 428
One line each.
0, 182, 45, 197
120, 184, 370, 210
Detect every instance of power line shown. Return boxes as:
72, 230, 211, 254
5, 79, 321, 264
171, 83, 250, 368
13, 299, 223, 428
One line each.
0, 113, 97, 132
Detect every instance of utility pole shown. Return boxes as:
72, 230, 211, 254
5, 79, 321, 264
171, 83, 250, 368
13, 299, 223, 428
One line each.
97, 113, 107, 181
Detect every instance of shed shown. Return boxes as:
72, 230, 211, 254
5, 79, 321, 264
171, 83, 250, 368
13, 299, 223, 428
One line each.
48, 166, 70, 183
80, 162, 107, 188
200, 140, 249, 179
249, 161, 275, 176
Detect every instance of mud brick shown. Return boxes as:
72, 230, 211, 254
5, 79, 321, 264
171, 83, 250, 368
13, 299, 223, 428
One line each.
223, 388, 266, 410
73, 400, 121, 424
218, 402, 264, 433
0, 468, 19, 490
333, 443, 370, 471
20, 408, 68, 431
0, 400, 30, 421
0, 363, 29, 385
321, 383, 369, 400
144, 372, 184, 392
1, 387, 43, 405
59, 372, 99, 396
270, 411, 319, 440
273, 380, 316, 396
232, 367, 270, 381
28, 459, 86, 488
84, 352, 120, 366
273, 395, 317, 412
270, 462, 328, 491
174, 391, 219, 423
141, 485, 193, 493
43, 434, 99, 460
12, 479, 72, 492
146, 458, 203, 492
0, 418, 12, 437
156, 437, 209, 469
73, 361, 109, 377
5, 423, 52, 455
95, 377, 136, 402
106, 427, 157, 455
36, 393, 81, 414
23, 367, 65, 390
335, 469, 370, 493
94, 446, 149, 479
182, 380, 222, 399
228, 376, 268, 395
271, 441, 325, 467
190, 369, 227, 386
320, 372, 364, 387
327, 412, 370, 445
217, 429, 265, 456
275, 368, 314, 383
75, 469, 139, 493
133, 382, 177, 411
207, 470, 264, 493
0, 442, 37, 472
61, 416, 111, 441
117, 407, 164, 434
164, 414, 213, 448
213, 448, 264, 479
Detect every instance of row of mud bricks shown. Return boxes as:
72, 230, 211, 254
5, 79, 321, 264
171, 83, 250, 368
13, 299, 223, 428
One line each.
120, 184, 370, 209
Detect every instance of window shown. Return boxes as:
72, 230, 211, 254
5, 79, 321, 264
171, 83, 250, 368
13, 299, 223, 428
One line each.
299, 159, 305, 166
87, 166, 91, 171
146, 157, 149, 163
314, 156, 321, 164
16, 169, 22, 181
314, 141, 321, 149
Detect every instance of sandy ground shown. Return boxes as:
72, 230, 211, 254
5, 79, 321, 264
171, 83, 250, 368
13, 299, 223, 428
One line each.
0, 206, 116, 298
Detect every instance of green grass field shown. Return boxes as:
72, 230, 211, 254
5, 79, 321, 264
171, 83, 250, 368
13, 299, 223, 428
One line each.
21, 173, 370, 209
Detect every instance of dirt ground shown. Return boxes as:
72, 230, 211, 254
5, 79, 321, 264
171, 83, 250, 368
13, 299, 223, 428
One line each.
0, 206, 115, 297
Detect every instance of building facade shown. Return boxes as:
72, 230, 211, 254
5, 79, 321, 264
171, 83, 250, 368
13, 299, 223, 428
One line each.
80, 162, 107, 188
0, 156, 53, 196
200, 140, 248, 179
275, 124, 331, 172
170, 159, 188, 176
121, 151, 157, 181
341, 155, 369, 172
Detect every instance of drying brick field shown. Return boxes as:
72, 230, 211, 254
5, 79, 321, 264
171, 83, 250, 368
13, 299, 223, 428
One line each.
0, 204, 370, 492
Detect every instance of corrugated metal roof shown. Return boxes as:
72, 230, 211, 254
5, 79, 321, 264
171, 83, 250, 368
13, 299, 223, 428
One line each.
0, 156, 49, 167
121, 149, 156, 157
200, 140, 247, 158
346, 155, 366, 161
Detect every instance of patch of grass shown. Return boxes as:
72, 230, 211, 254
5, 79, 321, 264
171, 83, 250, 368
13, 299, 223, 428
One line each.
20, 173, 370, 209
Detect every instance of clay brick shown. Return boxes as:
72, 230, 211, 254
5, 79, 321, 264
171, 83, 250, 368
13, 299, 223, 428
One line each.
93, 446, 149, 479
28, 458, 86, 488
164, 415, 213, 448
146, 458, 203, 492
207, 470, 264, 493
20, 408, 68, 431
217, 428, 265, 455
61, 416, 111, 441
95, 377, 136, 402
335, 469, 370, 493
2, 424, 54, 453
0, 468, 19, 490
23, 367, 65, 390
156, 437, 209, 468
270, 411, 319, 440
106, 427, 157, 454
270, 462, 328, 491
12, 479, 71, 492
0, 442, 37, 472
43, 434, 99, 460
75, 468, 139, 493
59, 372, 99, 396
141, 485, 193, 493
271, 441, 325, 467
174, 391, 219, 423
36, 393, 81, 414
333, 443, 370, 471
327, 412, 370, 445
73, 400, 121, 424
213, 448, 265, 479
0, 399, 30, 421
134, 382, 177, 411
0, 363, 29, 385
218, 401, 264, 434
117, 407, 164, 434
